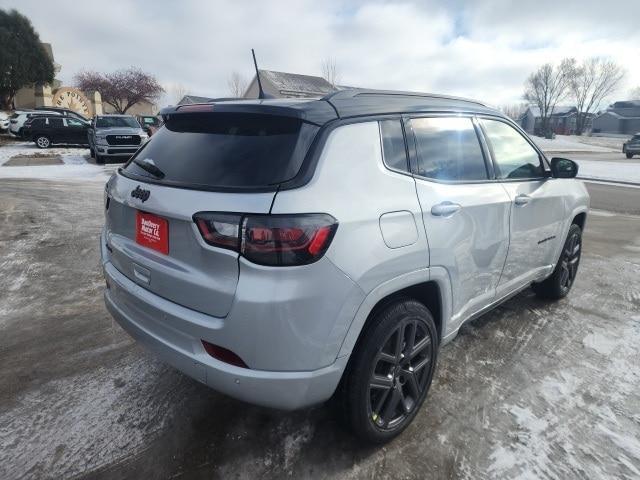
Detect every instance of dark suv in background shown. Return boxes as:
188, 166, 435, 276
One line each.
24, 115, 90, 148
137, 115, 163, 136
623, 133, 640, 158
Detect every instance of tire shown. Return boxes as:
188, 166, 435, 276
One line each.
532, 224, 582, 300
95, 154, 105, 165
626, 152, 633, 159
35, 135, 51, 149
341, 298, 438, 443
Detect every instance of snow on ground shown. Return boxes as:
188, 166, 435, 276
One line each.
0, 141, 115, 181
576, 159, 640, 184
532, 135, 616, 153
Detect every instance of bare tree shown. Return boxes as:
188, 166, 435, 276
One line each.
227, 71, 248, 97
75, 67, 164, 114
500, 103, 527, 121
169, 83, 189, 104
524, 59, 574, 134
569, 57, 625, 135
321, 58, 340, 88
628, 85, 640, 100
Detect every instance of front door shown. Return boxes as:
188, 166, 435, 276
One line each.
479, 118, 565, 297
408, 116, 511, 330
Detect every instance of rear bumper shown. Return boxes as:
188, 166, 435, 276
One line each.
101, 237, 355, 410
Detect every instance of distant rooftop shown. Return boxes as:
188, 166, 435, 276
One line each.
177, 95, 216, 105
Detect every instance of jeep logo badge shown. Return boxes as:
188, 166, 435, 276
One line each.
131, 186, 150, 202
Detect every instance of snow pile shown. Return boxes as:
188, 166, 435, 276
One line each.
0, 142, 115, 181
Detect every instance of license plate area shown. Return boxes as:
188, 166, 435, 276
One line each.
135, 211, 169, 255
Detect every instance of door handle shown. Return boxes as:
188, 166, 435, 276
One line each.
514, 194, 531, 206
431, 202, 462, 217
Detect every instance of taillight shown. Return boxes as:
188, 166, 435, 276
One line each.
194, 213, 242, 251
193, 212, 338, 266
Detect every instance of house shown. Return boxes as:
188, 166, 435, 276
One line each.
518, 106, 593, 135
243, 70, 337, 99
592, 100, 640, 135
175, 70, 341, 106
177, 95, 216, 105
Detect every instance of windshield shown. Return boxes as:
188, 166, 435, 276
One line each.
122, 112, 318, 190
96, 116, 140, 128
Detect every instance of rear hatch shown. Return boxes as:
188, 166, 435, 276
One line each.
104, 110, 319, 317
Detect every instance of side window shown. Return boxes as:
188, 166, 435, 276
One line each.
49, 117, 63, 128
31, 118, 45, 127
481, 119, 544, 179
67, 118, 83, 127
410, 117, 487, 181
379, 119, 409, 172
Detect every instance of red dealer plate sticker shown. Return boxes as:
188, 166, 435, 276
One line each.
135, 211, 169, 255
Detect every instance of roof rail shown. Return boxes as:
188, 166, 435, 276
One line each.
322, 88, 486, 107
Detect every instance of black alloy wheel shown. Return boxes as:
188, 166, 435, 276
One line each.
342, 299, 438, 443
368, 317, 433, 430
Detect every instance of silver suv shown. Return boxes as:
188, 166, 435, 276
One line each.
88, 114, 148, 164
101, 90, 589, 443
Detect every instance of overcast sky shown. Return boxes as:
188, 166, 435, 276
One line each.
3, 0, 639, 108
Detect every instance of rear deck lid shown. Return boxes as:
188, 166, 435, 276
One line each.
106, 111, 319, 317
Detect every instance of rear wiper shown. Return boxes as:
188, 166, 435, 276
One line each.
133, 159, 165, 179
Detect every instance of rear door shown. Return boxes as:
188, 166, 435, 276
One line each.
408, 115, 511, 328
479, 118, 565, 296
48, 117, 66, 143
65, 118, 88, 144
105, 111, 318, 317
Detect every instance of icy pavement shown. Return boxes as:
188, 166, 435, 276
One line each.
0, 179, 639, 479
0, 141, 116, 181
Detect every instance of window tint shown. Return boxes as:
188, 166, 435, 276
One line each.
379, 120, 408, 172
30, 118, 45, 127
411, 117, 487, 181
67, 118, 85, 127
96, 116, 140, 128
49, 118, 63, 128
481, 119, 544, 179
123, 113, 318, 189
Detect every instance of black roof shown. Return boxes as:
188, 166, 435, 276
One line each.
160, 89, 499, 126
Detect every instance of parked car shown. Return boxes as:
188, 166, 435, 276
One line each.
622, 133, 640, 158
10, 110, 62, 137
0, 112, 9, 132
136, 115, 162, 136
101, 90, 589, 443
24, 115, 90, 148
88, 114, 149, 164
34, 106, 89, 122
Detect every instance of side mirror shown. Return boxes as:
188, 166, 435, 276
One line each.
550, 157, 578, 179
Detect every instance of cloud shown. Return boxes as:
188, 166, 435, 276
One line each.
4, 0, 640, 106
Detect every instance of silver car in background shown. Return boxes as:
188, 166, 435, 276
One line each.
101, 90, 589, 443
88, 114, 148, 164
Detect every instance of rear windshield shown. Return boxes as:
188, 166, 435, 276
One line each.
122, 112, 318, 190
96, 116, 140, 128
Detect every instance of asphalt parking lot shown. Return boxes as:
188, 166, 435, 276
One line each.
1, 178, 639, 479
